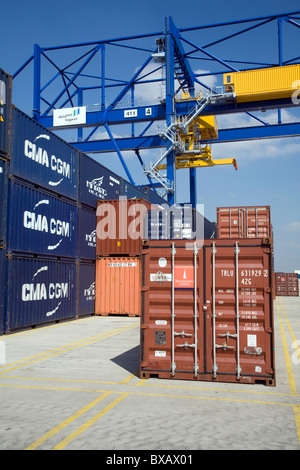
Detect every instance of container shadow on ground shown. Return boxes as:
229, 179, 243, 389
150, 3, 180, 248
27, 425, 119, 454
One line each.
111, 345, 140, 376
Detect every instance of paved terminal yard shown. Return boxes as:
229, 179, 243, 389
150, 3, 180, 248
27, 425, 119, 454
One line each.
0, 297, 299, 452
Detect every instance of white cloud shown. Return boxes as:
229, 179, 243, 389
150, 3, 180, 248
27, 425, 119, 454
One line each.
283, 222, 300, 232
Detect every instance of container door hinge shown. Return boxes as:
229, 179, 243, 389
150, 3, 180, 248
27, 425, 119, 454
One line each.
264, 287, 271, 293
265, 327, 272, 333
141, 323, 149, 330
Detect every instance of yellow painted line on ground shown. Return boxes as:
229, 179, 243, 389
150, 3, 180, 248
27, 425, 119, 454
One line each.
276, 298, 300, 448
137, 381, 298, 397
120, 373, 138, 384
25, 392, 112, 450
0, 382, 299, 408
1, 374, 299, 398
2, 315, 99, 338
135, 378, 147, 386
51, 392, 129, 450
0, 324, 138, 376
279, 297, 300, 363
294, 405, 300, 447
276, 299, 297, 396
2, 376, 120, 386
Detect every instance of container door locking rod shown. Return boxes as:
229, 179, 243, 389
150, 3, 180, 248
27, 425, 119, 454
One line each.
212, 242, 218, 378
193, 241, 199, 378
171, 242, 176, 376
235, 241, 241, 379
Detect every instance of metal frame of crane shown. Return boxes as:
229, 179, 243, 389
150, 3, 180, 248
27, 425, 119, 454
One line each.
12, 11, 300, 207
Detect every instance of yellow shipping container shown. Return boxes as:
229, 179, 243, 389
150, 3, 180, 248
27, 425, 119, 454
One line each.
223, 64, 300, 102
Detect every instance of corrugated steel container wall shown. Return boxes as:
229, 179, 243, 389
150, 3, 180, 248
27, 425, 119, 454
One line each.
78, 262, 95, 316
217, 206, 272, 239
96, 198, 152, 256
146, 207, 216, 240
121, 179, 147, 199
0, 249, 5, 334
275, 273, 299, 296
224, 64, 300, 102
145, 187, 169, 206
7, 179, 78, 258
10, 107, 79, 201
0, 69, 12, 158
5, 256, 77, 332
79, 153, 121, 208
95, 257, 141, 316
78, 206, 96, 260
140, 238, 275, 386
0, 158, 8, 246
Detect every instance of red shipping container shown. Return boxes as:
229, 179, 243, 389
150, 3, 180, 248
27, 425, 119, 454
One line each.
140, 238, 275, 386
96, 198, 152, 257
217, 206, 272, 239
275, 273, 299, 296
95, 257, 141, 316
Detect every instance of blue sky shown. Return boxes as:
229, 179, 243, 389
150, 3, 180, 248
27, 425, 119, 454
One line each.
1, 0, 300, 272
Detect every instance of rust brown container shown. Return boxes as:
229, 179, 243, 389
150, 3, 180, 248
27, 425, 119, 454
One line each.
95, 257, 141, 316
140, 238, 275, 386
275, 273, 299, 296
217, 206, 272, 239
96, 198, 152, 256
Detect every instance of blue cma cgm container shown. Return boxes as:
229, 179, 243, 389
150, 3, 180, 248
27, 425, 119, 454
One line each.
4, 256, 77, 333
7, 179, 78, 258
0, 249, 5, 334
10, 106, 79, 201
121, 179, 147, 199
0, 69, 12, 158
0, 158, 8, 246
79, 153, 121, 208
78, 263, 95, 316
78, 206, 96, 260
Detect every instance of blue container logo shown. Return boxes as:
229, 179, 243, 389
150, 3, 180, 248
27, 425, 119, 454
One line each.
86, 175, 108, 199
83, 280, 95, 301
21, 264, 69, 317
24, 134, 72, 189
23, 198, 72, 252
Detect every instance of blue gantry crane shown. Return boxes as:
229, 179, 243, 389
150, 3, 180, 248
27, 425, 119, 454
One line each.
12, 11, 300, 207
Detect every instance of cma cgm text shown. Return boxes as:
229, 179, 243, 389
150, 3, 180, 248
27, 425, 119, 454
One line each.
22, 282, 69, 301
24, 140, 71, 178
23, 212, 70, 237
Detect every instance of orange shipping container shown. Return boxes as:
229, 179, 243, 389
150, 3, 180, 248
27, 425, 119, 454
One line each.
95, 257, 141, 316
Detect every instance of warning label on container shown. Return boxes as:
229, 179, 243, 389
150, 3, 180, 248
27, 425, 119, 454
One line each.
174, 266, 194, 288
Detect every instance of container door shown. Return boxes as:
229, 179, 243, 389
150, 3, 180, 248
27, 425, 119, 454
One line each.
206, 241, 275, 385
95, 257, 141, 316
141, 242, 204, 378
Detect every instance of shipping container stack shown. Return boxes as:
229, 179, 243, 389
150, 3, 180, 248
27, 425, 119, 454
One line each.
139, 204, 276, 386
2, 103, 80, 333
0, 66, 169, 333
0, 69, 12, 334
216, 205, 276, 299
275, 273, 299, 297
95, 198, 152, 317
